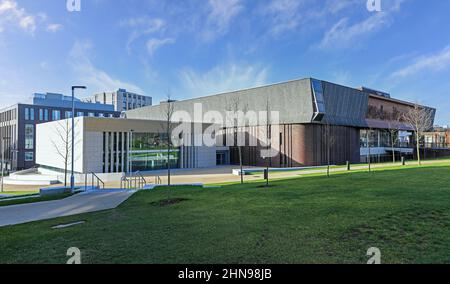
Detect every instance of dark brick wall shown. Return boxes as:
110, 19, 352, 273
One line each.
230, 123, 361, 168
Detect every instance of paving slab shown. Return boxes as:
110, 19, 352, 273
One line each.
0, 190, 136, 227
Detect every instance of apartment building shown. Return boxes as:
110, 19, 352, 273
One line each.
92, 89, 152, 112
0, 93, 120, 171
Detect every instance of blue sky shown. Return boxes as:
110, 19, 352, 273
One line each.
1, 0, 450, 125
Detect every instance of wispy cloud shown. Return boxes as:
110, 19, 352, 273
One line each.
202, 0, 243, 42
0, 0, 62, 35
261, 0, 304, 35
0, 0, 37, 33
46, 23, 62, 33
391, 45, 450, 78
120, 17, 166, 53
259, 0, 359, 37
146, 38, 175, 56
179, 63, 269, 98
69, 40, 146, 95
319, 0, 405, 49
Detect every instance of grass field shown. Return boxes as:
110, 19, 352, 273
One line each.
0, 193, 73, 207
1, 163, 450, 264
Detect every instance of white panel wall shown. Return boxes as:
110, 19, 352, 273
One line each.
36, 118, 85, 173
83, 132, 104, 173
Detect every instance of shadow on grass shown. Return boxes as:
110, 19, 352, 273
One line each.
149, 198, 189, 207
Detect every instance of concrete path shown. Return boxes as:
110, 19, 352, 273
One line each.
0, 190, 136, 227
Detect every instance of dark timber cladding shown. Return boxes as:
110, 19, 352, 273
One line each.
125, 78, 371, 167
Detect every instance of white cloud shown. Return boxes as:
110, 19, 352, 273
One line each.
391, 45, 450, 78
146, 38, 175, 56
202, 0, 243, 41
319, 0, 405, 49
262, 0, 304, 35
0, 0, 61, 35
69, 40, 146, 95
46, 23, 63, 33
120, 17, 166, 53
260, 0, 360, 37
0, 0, 37, 33
179, 63, 269, 98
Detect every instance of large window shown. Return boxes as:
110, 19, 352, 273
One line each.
65, 111, 73, 119
25, 152, 34, 162
52, 110, 61, 120
40, 109, 49, 121
311, 79, 326, 122
24, 108, 34, 121
129, 132, 180, 171
25, 124, 34, 150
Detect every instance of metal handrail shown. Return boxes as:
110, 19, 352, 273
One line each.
91, 172, 105, 190
135, 171, 147, 188
121, 171, 148, 190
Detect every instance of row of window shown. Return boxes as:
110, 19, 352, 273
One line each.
121, 94, 151, 110
0, 109, 17, 122
24, 107, 115, 121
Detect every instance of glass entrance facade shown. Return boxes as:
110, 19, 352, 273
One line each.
130, 132, 180, 171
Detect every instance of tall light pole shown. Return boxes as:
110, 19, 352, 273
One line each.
71, 86, 86, 193
1, 136, 11, 193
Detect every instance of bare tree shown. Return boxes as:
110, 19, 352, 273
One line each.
226, 97, 247, 185
367, 128, 372, 172
264, 98, 271, 187
51, 119, 79, 186
325, 121, 335, 178
403, 103, 433, 166
387, 118, 401, 164
163, 91, 175, 193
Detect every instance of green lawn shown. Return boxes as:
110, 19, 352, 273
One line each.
0, 193, 73, 207
1, 163, 450, 264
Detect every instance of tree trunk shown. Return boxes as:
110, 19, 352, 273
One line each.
168, 145, 171, 186
238, 146, 243, 184
64, 142, 68, 187
416, 132, 421, 166
327, 126, 330, 178
64, 163, 67, 187
367, 131, 371, 172
391, 133, 395, 163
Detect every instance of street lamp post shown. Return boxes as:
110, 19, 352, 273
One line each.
1, 137, 11, 193
70, 86, 86, 193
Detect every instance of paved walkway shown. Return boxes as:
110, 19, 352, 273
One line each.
0, 190, 136, 227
